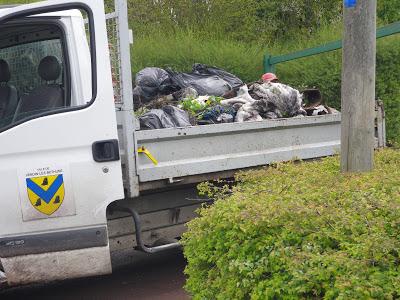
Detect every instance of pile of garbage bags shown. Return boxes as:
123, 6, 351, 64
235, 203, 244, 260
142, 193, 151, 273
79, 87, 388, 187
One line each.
133, 63, 243, 109
133, 64, 338, 130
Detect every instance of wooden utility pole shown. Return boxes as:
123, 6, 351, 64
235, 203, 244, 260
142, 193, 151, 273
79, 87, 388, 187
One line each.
341, 0, 377, 172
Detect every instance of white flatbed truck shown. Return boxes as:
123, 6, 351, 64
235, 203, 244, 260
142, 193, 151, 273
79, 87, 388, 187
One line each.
0, 0, 385, 287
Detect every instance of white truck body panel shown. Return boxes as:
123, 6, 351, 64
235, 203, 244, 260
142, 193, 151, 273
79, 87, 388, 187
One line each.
135, 114, 341, 183
0, 0, 124, 285
0, 0, 123, 233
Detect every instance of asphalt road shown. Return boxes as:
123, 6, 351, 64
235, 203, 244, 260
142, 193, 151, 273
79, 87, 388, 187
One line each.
0, 248, 190, 300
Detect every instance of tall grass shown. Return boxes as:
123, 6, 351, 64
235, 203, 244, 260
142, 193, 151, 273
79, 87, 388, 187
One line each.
131, 24, 343, 81
131, 30, 266, 82
132, 26, 399, 145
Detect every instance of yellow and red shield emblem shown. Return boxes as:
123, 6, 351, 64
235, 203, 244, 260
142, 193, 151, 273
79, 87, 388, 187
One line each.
26, 174, 65, 216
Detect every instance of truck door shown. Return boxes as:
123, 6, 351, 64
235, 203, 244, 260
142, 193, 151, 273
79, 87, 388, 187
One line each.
0, 0, 124, 285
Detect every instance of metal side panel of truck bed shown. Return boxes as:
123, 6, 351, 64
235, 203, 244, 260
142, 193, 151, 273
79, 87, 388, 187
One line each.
134, 114, 341, 183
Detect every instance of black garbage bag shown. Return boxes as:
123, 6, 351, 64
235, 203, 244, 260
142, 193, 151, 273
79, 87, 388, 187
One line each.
134, 64, 243, 107
192, 63, 243, 89
162, 106, 192, 127
139, 109, 174, 130
168, 72, 231, 96
133, 67, 179, 107
167, 64, 243, 97
139, 105, 191, 130
133, 86, 145, 109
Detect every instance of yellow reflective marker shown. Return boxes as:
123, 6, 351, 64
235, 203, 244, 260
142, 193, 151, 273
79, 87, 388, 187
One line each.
138, 146, 158, 165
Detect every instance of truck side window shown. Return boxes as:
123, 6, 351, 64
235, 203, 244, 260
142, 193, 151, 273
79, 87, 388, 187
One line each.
0, 23, 70, 131
3, 39, 63, 95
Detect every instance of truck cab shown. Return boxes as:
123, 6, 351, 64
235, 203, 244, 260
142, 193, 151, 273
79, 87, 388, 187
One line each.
0, 1, 125, 285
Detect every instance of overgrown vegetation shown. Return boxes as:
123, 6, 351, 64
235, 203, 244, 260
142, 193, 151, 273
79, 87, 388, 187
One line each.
182, 149, 400, 299
131, 27, 399, 145
127, 0, 342, 43
126, 0, 399, 144
2, 0, 399, 144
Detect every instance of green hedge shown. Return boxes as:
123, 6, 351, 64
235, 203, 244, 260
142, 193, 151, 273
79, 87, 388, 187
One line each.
182, 149, 400, 299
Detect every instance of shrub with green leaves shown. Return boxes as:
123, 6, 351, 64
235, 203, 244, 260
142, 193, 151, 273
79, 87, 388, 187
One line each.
182, 149, 400, 299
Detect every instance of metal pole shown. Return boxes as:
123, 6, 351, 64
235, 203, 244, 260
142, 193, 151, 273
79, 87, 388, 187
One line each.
341, 0, 376, 172
263, 54, 274, 73
115, 0, 139, 197
113, 206, 181, 254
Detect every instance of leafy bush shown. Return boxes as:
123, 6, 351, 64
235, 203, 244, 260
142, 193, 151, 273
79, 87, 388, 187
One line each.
182, 149, 400, 299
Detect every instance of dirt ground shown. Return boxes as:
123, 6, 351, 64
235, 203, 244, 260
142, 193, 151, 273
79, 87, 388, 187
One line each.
0, 248, 190, 300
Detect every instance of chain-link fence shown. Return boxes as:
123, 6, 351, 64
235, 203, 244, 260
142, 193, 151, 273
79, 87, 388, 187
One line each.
84, 5, 124, 105
106, 12, 123, 105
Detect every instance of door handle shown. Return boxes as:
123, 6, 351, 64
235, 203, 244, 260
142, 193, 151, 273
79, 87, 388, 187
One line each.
92, 139, 120, 162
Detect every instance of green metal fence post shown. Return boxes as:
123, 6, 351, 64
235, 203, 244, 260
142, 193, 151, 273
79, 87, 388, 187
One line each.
263, 54, 275, 73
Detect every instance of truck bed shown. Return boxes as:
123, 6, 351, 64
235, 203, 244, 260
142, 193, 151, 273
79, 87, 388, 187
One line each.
133, 114, 341, 188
